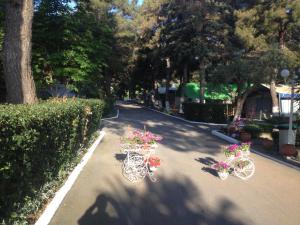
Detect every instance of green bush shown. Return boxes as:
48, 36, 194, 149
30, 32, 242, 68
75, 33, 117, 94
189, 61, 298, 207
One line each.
183, 102, 227, 123
0, 99, 105, 223
102, 97, 115, 117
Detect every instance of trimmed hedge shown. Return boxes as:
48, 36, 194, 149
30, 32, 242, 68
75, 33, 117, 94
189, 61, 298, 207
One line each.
102, 97, 115, 117
183, 102, 227, 123
0, 98, 105, 223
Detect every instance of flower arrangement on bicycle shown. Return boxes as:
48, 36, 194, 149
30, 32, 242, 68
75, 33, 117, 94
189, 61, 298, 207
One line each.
145, 156, 161, 172
224, 144, 241, 159
212, 161, 230, 180
121, 127, 163, 183
234, 159, 251, 170
224, 142, 251, 159
214, 142, 255, 180
239, 142, 251, 156
121, 129, 163, 152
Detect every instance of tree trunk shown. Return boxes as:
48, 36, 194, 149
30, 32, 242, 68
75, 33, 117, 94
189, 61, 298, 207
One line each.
3, 0, 37, 104
273, 24, 285, 112
165, 75, 170, 104
187, 66, 190, 83
181, 63, 188, 99
233, 86, 257, 121
233, 95, 246, 121
179, 63, 188, 113
279, 30, 285, 49
183, 63, 188, 84
270, 78, 279, 114
165, 58, 171, 112
199, 69, 206, 104
278, 21, 286, 49
104, 72, 112, 97
0, 73, 6, 102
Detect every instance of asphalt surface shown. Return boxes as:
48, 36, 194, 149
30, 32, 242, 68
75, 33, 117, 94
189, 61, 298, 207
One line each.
49, 103, 300, 225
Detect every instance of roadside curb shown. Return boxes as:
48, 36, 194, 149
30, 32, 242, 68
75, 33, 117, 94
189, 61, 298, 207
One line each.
143, 106, 227, 126
35, 130, 106, 225
211, 130, 239, 144
211, 130, 300, 171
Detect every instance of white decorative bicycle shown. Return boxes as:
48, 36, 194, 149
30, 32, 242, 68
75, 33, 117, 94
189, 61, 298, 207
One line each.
213, 143, 255, 181
121, 143, 159, 183
226, 151, 255, 180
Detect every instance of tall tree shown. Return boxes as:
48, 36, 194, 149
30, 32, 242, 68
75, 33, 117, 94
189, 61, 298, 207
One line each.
0, 0, 5, 102
32, 0, 115, 98
120, 0, 166, 98
137, 0, 236, 104
213, 56, 261, 120
235, 0, 300, 114
3, 0, 37, 103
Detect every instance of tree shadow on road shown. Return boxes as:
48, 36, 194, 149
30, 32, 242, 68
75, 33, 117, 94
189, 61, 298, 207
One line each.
78, 176, 251, 225
102, 105, 227, 155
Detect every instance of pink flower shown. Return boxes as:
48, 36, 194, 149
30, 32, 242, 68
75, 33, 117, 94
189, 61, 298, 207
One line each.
212, 161, 230, 171
124, 129, 163, 145
236, 151, 242, 157
154, 135, 162, 141
241, 142, 251, 146
228, 144, 239, 152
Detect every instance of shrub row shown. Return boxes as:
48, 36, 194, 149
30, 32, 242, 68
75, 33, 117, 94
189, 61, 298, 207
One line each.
242, 124, 262, 139
0, 98, 105, 223
102, 97, 115, 117
183, 102, 227, 123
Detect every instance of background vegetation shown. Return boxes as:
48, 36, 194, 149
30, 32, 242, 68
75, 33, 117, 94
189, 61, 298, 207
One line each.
0, 0, 299, 108
0, 0, 300, 223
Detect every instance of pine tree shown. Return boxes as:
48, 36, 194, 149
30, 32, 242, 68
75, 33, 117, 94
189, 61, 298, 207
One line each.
235, 0, 300, 114
3, 0, 37, 104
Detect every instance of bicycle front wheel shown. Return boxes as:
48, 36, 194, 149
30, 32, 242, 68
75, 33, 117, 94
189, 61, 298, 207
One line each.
233, 158, 255, 180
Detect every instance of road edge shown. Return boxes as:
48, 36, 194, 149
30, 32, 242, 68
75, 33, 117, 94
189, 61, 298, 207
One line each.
35, 130, 106, 225
211, 129, 300, 171
143, 106, 227, 126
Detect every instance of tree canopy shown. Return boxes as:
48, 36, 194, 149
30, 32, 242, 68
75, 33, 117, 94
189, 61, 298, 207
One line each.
0, 0, 299, 108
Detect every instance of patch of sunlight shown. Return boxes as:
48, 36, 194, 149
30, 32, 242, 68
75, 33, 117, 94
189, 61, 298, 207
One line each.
157, 203, 170, 216
106, 202, 119, 218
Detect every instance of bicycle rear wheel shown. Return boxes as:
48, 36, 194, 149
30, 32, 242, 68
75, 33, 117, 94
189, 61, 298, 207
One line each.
233, 158, 255, 180
122, 164, 147, 183
122, 153, 147, 183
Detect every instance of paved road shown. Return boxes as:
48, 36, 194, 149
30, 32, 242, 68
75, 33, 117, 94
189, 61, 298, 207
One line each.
50, 103, 300, 225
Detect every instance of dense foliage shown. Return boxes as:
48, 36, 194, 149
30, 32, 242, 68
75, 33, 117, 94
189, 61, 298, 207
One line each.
0, 0, 5, 102
32, 1, 117, 98
1, 0, 298, 105
33, 2, 109, 96
0, 0, 138, 101
183, 102, 227, 123
130, 0, 300, 119
0, 0, 299, 222
0, 98, 104, 224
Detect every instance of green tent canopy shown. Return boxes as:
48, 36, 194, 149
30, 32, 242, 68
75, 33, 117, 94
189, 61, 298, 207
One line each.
184, 83, 200, 100
184, 83, 237, 101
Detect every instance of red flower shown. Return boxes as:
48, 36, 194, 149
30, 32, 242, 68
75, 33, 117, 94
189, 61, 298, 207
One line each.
147, 156, 161, 167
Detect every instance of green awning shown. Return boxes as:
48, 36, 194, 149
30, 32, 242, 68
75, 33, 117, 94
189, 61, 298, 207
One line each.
184, 83, 237, 101
184, 83, 200, 100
